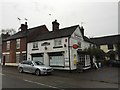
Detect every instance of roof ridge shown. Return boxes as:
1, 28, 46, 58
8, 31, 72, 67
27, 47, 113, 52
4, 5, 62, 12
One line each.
28, 24, 79, 42
28, 24, 46, 30
60, 24, 79, 30
91, 34, 120, 39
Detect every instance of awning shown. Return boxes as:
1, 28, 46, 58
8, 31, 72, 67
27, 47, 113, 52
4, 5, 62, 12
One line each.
48, 51, 64, 56
31, 53, 43, 57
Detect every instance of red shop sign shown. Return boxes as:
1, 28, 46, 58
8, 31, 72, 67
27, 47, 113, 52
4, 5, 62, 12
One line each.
72, 44, 78, 49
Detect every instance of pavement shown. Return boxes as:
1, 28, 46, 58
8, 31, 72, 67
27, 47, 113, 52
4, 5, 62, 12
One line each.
1, 65, 120, 89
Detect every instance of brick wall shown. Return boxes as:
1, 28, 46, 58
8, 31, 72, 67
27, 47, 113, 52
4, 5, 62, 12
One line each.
2, 37, 27, 63
10, 40, 16, 63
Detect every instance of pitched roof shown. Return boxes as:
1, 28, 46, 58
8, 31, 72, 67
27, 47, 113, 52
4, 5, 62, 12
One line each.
27, 25, 49, 42
90, 34, 120, 45
83, 36, 95, 44
28, 25, 79, 42
3, 25, 49, 41
3, 30, 28, 41
28, 25, 94, 44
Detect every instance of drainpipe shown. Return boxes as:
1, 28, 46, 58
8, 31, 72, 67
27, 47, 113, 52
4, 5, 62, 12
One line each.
68, 36, 71, 71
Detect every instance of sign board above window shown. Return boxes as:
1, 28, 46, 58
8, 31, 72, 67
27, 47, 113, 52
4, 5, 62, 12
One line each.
71, 33, 82, 41
41, 42, 50, 46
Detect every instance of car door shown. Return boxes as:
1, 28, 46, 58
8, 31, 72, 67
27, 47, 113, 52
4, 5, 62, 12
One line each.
22, 61, 29, 72
27, 61, 36, 73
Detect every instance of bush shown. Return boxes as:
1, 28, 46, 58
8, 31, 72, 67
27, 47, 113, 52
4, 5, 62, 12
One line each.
84, 47, 106, 60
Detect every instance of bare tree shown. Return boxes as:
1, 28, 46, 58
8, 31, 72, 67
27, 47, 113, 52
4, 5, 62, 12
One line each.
0, 28, 16, 35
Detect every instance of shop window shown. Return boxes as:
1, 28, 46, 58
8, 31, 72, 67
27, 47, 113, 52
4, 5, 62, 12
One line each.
79, 54, 85, 66
16, 39, 20, 49
49, 55, 64, 66
33, 42, 38, 49
85, 55, 90, 66
54, 39, 62, 47
7, 41, 10, 50
33, 57, 43, 63
32, 54, 44, 63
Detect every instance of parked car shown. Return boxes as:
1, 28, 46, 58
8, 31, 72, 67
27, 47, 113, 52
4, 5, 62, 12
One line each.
18, 60, 53, 76
108, 60, 120, 67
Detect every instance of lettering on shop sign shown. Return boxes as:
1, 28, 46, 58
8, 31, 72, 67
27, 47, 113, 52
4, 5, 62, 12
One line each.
71, 33, 82, 40
74, 33, 82, 40
41, 42, 50, 46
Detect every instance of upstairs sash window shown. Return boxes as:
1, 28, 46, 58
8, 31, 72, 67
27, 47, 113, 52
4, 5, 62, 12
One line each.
16, 39, 20, 49
54, 39, 62, 47
33, 42, 38, 49
7, 41, 10, 50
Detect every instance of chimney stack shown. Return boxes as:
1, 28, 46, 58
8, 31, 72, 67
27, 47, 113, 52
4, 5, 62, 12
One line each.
52, 19, 59, 32
1, 32, 10, 39
80, 26, 84, 36
20, 22, 28, 31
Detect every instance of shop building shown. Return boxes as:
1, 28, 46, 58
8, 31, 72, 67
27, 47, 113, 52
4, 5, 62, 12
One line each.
27, 20, 95, 70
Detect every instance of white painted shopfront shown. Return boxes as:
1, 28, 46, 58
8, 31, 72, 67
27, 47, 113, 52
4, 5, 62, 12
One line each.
27, 20, 95, 70
27, 27, 94, 70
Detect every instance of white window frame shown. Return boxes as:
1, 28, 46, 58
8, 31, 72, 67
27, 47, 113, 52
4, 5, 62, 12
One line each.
54, 39, 62, 47
5, 54, 10, 62
16, 39, 20, 49
7, 41, 10, 50
50, 55, 64, 66
33, 42, 38, 49
16, 53, 20, 63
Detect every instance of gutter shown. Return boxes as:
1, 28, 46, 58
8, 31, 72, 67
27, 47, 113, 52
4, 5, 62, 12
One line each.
68, 36, 71, 71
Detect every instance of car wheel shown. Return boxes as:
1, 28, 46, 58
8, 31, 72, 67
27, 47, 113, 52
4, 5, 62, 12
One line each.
35, 69, 41, 76
19, 67, 23, 73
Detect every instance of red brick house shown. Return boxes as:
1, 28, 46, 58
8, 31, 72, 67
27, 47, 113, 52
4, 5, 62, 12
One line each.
2, 22, 49, 66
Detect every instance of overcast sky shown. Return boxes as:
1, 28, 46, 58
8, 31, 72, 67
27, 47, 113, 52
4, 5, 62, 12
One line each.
0, 0, 119, 37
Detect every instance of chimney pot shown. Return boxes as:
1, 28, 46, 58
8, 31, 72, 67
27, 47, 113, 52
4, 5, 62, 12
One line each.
80, 26, 84, 36
52, 19, 59, 32
20, 22, 28, 31
25, 22, 27, 25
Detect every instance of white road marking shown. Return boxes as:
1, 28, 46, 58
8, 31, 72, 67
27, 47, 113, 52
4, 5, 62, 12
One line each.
23, 79, 64, 90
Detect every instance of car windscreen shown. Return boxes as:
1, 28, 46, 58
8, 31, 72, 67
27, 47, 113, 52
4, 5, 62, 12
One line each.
34, 61, 44, 65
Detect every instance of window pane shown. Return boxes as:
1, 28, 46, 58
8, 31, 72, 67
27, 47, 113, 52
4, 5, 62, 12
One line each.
16, 39, 20, 49
50, 56, 64, 66
5, 54, 9, 63
54, 39, 62, 46
16, 54, 20, 63
7, 41, 10, 50
33, 42, 38, 49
